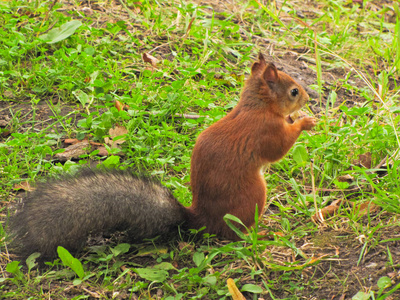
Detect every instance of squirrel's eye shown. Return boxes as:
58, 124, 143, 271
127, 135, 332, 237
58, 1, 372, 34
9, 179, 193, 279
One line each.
291, 88, 299, 97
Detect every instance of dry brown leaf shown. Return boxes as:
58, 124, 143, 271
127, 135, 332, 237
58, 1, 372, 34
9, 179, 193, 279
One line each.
354, 201, 379, 217
311, 199, 343, 224
64, 138, 102, 147
142, 52, 159, 67
97, 146, 109, 157
114, 100, 130, 112
109, 125, 128, 141
64, 138, 80, 145
184, 17, 195, 36
105, 125, 128, 148
306, 256, 321, 265
178, 241, 194, 252
13, 181, 35, 192
82, 287, 101, 298
55, 140, 90, 161
337, 174, 354, 183
172, 261, 179, 268
227, 278, 246, 300
359, 152, 372, 168
115, 100, 124, 112
272, 231, 284, 237
1, 129, 11, 138
80, 7, 93, 15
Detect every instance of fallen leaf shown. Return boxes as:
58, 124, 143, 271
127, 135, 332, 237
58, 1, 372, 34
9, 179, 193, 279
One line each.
115, 100, 124, 112
359, 152, 372, 168
55, 140, 91, 161
311, 199, 343, 224
1, 129, 11, 138
82, 287, 101, 298
80, 7, 93, 15
337, 174, 354, 183
227, 278, 246, 300
97, 146, 109, 156
178, 241, 194, 252
354, 201, 379, 217
13, 181, 35, 192
272, 231, 284, 237
105, 125, 128, 148
142, 52, 159, 67
64, 138, 80, 145
114, 100, 130, 111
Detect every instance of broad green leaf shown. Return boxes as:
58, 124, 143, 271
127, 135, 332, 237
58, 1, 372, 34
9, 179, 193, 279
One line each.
292, 144, 308, 165
193, 252, 205, 267
57, 246, 85, 279
39, 20, 82, 44
111, 243, 130, 257
241, 284, 263, 293
72, 89, 89, 106
26, 252, 41, 272
377, 276, 392, 290
203, 275, 217, 286
6, 261, 21, 274
352, 291, 371, 300
102, 155, 120, 168
134, 268, 169, 282
153, 262, 175, 271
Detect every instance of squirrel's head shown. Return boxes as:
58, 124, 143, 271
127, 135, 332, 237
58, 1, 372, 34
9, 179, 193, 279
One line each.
247, 52, 310, 116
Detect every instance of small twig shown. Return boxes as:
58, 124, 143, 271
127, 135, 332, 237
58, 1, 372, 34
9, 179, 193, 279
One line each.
130, 110, 207, 120
368, 155, 388, 173
37, 0, 58, 36
303, 186, 362, 192
148, 42, 172, 54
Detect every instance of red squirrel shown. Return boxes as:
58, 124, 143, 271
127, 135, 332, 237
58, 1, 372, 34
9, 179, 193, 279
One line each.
187, 53, 316, 239
9, 53, 316, 257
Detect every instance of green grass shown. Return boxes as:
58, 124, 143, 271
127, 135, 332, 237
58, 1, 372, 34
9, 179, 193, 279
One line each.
1, 0, 400, 299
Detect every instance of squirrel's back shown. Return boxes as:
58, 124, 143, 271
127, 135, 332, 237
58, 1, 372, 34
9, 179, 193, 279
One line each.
10, 169, 186, 258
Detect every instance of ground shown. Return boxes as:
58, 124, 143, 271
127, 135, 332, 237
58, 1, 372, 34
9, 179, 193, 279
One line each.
0, 0, 399, 299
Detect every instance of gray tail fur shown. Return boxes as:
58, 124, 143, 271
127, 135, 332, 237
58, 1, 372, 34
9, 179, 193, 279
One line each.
9, 169, 186, 258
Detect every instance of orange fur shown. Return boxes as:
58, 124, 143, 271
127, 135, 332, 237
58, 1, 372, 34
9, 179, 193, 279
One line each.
186, 53, 316, 239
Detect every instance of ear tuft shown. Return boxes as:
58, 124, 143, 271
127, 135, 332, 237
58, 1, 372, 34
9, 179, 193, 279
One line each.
263, 63, 278, 83
251, 52, 267, 74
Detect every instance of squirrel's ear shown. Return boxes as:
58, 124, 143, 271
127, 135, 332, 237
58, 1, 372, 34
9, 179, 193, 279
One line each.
263, 63, 278, 83
258, 52, 265, 62
251, 52, 267, 74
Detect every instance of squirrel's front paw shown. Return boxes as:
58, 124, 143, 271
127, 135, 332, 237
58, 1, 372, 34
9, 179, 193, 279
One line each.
300, 116, 317, 131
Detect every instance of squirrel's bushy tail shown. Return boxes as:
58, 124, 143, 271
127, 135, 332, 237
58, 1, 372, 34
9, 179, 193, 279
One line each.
9, 169, 186, 258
